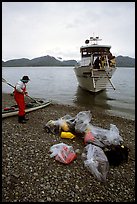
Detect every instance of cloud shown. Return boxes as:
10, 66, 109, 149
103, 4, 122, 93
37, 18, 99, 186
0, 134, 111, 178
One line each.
2, 2, 135, 61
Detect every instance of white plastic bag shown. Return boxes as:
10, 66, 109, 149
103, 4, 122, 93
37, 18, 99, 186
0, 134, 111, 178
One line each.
49, 143, 65, 158
107, 124, 123, 145
75, 111, 92, 133
82, 144, 109, 182
86, 123, 123, 147
49, 143, 77, 164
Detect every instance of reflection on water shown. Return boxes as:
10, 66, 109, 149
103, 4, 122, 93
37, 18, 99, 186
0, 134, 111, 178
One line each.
74, 86, 112, 110
74, 86, 135, 120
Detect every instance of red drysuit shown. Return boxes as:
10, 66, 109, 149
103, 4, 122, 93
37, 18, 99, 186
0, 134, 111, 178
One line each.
14, 80, 27, 116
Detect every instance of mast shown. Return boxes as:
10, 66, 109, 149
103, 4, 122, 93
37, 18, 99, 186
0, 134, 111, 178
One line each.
85, 36, 102, 45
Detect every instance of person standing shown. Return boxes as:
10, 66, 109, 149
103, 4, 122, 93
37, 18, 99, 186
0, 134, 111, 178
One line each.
100, 55, 106, 69
14, 76, 30, 123
93, 56, 101, 69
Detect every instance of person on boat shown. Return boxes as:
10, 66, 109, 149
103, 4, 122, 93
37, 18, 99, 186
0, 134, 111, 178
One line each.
109, 56, 116, 67
108, 52, 116, 67
100, 55, 106, 69
14, 76, 30, 123
93, 56, 101, 69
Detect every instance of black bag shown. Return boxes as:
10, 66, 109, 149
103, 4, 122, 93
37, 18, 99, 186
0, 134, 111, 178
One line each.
104, 145, 129, 166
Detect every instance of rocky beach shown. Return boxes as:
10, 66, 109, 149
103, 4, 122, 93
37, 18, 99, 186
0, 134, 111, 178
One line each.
2, 93, 135, 202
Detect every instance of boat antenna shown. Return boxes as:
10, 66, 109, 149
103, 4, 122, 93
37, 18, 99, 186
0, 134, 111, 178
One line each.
89, 36, 102, 45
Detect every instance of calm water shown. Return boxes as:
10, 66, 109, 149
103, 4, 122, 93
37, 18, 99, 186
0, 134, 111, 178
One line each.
2, 66, 135, 120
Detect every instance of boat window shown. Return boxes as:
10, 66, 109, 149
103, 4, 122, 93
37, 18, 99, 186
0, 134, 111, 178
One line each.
82, 51, 91, 58
80, 47, 110, 58
81, 47, 110, 53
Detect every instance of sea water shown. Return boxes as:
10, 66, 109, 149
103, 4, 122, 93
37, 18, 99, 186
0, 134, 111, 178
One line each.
2, 66, 135, 120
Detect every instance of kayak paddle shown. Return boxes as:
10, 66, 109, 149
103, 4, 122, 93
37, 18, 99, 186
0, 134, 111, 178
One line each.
2, 77, 42, 104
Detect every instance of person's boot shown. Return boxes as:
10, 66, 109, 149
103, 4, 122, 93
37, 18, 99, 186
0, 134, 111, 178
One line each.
18, 116, 26, 123
23, 114, 29, 121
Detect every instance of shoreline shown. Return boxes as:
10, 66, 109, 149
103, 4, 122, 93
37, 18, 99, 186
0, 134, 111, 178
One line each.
2, 93, 135, 202
2, 92, 135, 122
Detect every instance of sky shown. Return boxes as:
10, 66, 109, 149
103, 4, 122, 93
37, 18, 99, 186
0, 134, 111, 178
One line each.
2, 2, 135, 62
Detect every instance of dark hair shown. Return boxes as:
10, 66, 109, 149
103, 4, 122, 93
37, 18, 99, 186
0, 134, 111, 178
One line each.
22, 76, 30, 81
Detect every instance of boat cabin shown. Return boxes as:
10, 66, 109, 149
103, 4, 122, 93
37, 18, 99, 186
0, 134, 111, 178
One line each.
79, 37, 115, 69
80, 46, 111, 58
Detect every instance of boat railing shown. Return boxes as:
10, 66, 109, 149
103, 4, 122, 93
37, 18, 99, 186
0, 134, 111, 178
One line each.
75, 52, 116, 70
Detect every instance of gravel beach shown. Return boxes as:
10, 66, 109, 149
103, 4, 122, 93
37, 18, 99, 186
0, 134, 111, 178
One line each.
2, 93, 135, 202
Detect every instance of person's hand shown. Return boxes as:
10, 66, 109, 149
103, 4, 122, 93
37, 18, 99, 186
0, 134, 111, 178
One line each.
24, 91, 28, 96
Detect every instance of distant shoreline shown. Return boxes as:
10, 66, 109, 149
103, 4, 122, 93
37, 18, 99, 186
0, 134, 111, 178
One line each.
2, 55, 135, 67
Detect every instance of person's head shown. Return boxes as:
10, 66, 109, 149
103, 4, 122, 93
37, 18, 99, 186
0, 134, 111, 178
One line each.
21, 76, 30, 83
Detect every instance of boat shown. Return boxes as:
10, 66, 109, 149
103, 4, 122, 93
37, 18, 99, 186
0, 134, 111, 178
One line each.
74, 36, 117, 93
2, 101, 51, 119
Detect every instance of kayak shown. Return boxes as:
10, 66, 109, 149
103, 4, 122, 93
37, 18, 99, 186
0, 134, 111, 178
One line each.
2, 101, 51, 119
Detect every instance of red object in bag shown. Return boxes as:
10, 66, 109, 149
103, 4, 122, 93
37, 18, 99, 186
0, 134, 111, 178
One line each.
55, 146, 77, 164
84, 131, 95, 145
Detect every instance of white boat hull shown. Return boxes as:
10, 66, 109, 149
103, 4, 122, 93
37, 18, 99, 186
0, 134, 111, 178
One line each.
74, 36, 117, 93
74, 66, 116, 93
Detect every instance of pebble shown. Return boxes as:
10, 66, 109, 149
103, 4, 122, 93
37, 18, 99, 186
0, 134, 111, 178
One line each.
2, 93, 135, 202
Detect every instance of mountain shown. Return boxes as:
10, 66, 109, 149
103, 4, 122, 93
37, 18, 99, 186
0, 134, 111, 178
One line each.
2, 55, 77, 67
2, 58, 31, 67
2, 55, 135, 67
115, 56, 135, 67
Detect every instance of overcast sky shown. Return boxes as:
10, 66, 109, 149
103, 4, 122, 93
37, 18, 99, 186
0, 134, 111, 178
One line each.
2, 2, 135, 61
